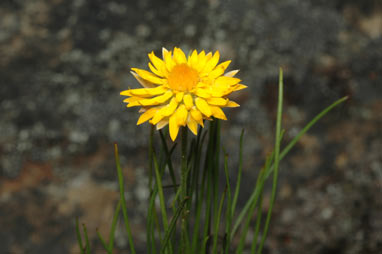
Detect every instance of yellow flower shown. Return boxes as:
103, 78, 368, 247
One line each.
120, 47, 247, 141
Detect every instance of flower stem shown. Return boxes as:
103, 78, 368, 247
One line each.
180, 127, 189, 252
181, 127, 188, 200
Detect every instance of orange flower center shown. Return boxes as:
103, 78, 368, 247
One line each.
168, 64, 199, 91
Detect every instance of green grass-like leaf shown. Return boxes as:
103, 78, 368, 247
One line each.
75, 217, 85, 254
232, 86, 348, 242
231, 129, 244, 220
161, 197, 189, 253
223, 151, 233, 254
82, 223, 90, 254
114, 143, 136, 254
96, 229, 110, 253
212, 186, 227, 254
256, 68, 284, 254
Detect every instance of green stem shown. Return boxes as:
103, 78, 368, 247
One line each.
257, 68, 283, 254
181, 127, 189, 253
223, 152, 232, 254
181, 127, 188, 200
149, 125, 154, 192
159, 130, 178, 190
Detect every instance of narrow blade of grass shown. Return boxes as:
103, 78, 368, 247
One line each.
159, 130, 178, 189
161, 197, 189, 253
147, 187, 159, 254
192, 129, 208, 234
231, 150, 274, 241
235, 166, 266, 253
190, 135, 209, 253
180, 127, 190, 253
212, 120, 221, 227
212, 187, 227, 254
223, 151, 233, 254
231, 95, 348, 239
257, 68, 284, 254
268, 95, 348, 178
114, 143, 136, 254
75, 217, 85, 254
250, 154, 275, 254
231, 129, 244, 217
201, 170, 213, 254
108, 198, 122, 251
191, 128, 207, 214
250, 193, 263, 254
153, 152, 174, 254
82, 224, 91, 254
96, 229, 110, 253
153, 153, 169, 230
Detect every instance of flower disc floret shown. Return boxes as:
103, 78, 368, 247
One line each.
120, 47, 247, 141
168, 64, 199, 91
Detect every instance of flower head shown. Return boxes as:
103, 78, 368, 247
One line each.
121, 47, 246, 141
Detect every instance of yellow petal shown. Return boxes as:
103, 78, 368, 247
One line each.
194, 88, 211, 99
183, 94, 194, 110
208, 60, 231, 79
163, 49, 176, 72
137, 107, 158, 125
176, 92, 184, 102
187, 116, 198, 135
233, 84, 248, 91
190, 108, 204, 127
210, 106, 227, 120
149, 51, 168, 77
215, 76, 241, 86
123, 96, 143, 103
148, 62, 163, 77
151, 111, 165, 125
173, 47, 187, 64
196, 81, 209, 89
188, 50, 199, 68
201, 51, 220, 74
207, 97, 228, 106
194, 51, 208, 72
169, 114, 180, 141
174, 104, 188, 126
195, 97, 212, 117
130, 71, 156, 88
204, 52, 213, 61
139, 91, 173, 106
127, 101, 140, 107
226, 100, 240, 108
132, 68, 164, 85
122, 86, 167, 97
198, 50, 206, 60
221, 89, 235, 97
160, 97, 179, 116
209, 87, 229, 98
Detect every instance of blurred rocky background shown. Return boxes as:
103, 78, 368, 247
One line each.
0, 0, 381, 253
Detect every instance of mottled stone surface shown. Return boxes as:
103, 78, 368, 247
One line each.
0, 0, 381, 253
